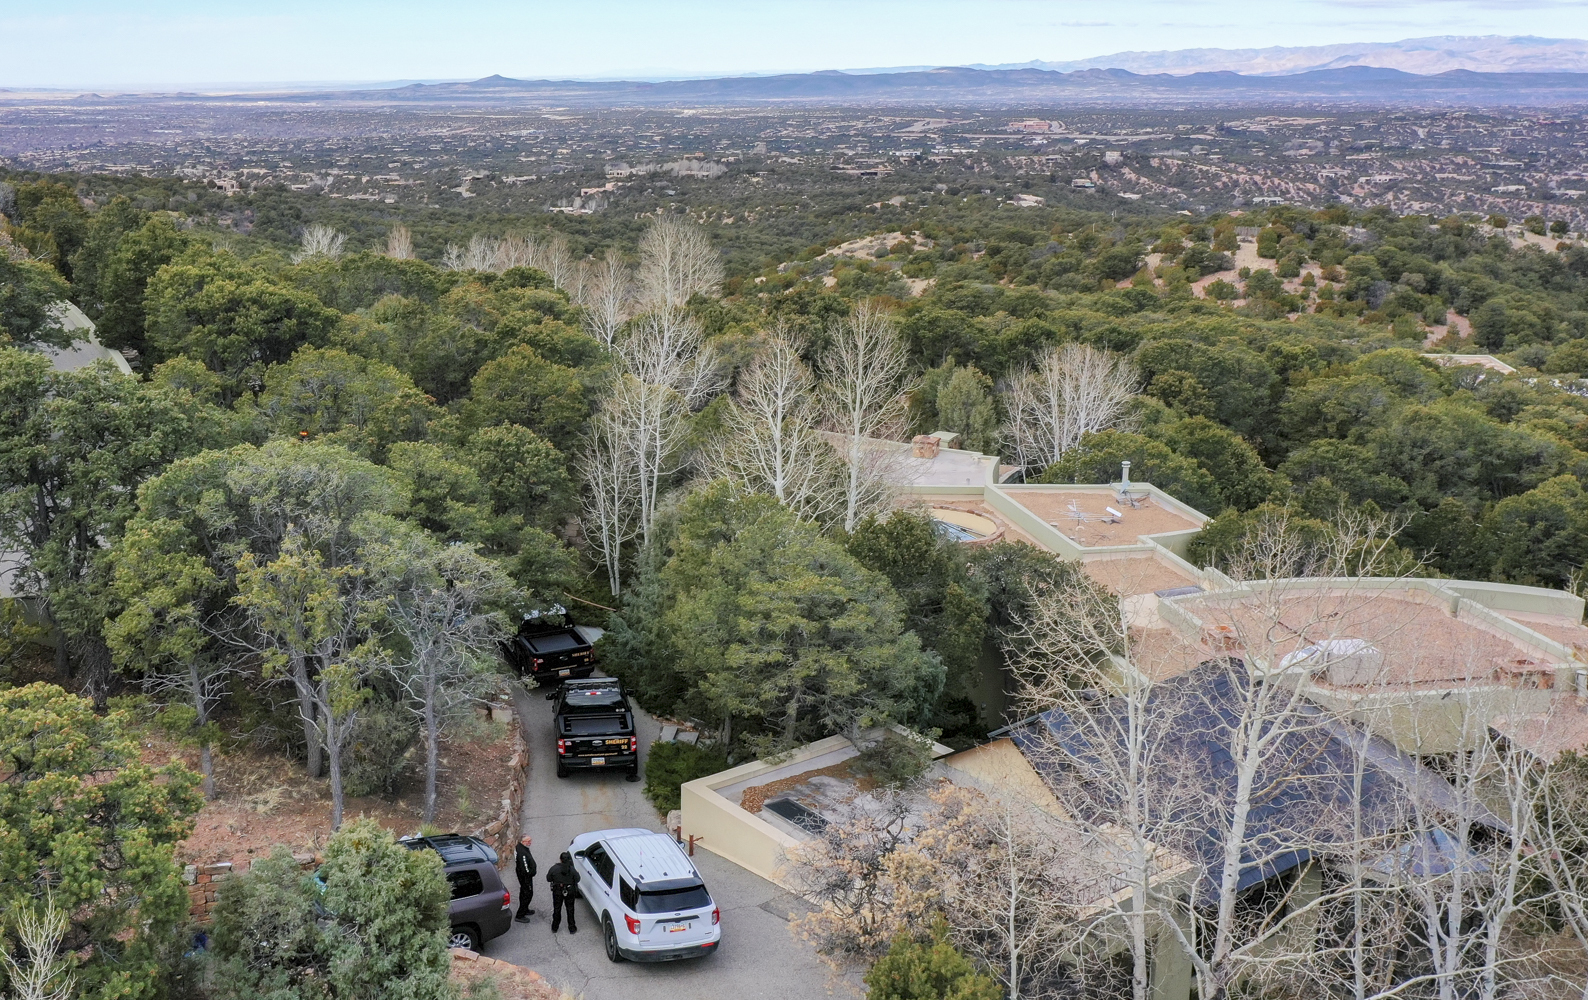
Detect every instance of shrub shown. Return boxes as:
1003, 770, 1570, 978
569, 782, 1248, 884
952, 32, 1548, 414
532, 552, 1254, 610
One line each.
865, 919, 1001, 1000
853, 729, 935, 790
343, 694, 420, 797
643, 740, 731, 813
211, 819, 453, 1000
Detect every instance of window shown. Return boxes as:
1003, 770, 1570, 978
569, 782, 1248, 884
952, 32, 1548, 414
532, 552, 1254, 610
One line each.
588, 844, 615, 887
636, 883, 711, 913
620, 878, 638, 910
446, 869, 485, 900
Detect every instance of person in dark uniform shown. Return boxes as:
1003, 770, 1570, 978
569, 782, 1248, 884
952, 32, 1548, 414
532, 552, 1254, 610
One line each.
513, 835, 537, 921
546, 851, 581, 934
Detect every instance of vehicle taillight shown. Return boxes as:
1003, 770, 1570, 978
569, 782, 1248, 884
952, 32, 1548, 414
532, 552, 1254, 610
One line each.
533, 658, 543, 666
711, 906, 720, 925
557, 739, 566, 755
624, 914, 641, 934
629, 737, 638, 752
502, 890, 511, 909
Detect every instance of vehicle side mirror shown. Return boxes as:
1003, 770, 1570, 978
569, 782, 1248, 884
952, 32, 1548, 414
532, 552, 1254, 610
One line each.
572, 849, 586, 859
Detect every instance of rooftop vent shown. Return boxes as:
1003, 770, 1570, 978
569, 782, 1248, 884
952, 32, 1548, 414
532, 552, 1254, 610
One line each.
1277, 639, 1383, 685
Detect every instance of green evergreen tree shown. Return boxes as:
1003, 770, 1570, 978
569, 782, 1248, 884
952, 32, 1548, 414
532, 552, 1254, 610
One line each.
0, 683, 201, 1000
864, 920, 1002, 1000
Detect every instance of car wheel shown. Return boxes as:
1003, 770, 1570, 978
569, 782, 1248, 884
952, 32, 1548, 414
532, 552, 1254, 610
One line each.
603, 915, 625, 963
448, 925, 481, 951
556, 761, 568, 778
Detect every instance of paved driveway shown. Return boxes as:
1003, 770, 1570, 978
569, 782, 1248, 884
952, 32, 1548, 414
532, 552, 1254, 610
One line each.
481, 680, 840, 1000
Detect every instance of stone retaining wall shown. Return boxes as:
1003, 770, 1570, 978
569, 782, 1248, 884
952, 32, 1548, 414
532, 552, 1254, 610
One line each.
468, 699, 529, 866
184, 853, 315, 923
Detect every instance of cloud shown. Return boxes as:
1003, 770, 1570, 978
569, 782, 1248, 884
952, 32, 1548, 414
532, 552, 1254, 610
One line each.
1059, 20, 1114, 25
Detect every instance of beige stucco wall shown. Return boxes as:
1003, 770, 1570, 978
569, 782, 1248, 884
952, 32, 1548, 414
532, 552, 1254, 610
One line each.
679, 729, 952, 887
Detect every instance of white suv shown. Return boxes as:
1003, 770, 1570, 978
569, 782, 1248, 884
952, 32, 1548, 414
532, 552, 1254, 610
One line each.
569, 828, 721, 963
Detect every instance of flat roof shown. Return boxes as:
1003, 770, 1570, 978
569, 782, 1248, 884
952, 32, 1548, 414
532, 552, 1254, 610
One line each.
1008, 489, 1202, 548
1083, 553, 1200, 597
907, 494, 1042, 547
825, 433, 996, 489
1174, 588, 1560, 688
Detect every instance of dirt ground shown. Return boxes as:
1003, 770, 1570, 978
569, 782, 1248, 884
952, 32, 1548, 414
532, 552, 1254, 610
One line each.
137, 710, 519, 868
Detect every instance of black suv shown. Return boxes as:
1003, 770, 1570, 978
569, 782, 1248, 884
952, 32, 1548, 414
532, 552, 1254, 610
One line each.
400, 834, 512, 951
553, 678, 639, 780
501, 605, 595, 682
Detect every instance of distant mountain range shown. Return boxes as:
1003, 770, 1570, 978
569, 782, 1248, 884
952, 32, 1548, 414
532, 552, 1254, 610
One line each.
261, 64, 1588, 106
965, 35, 1588, 77
25, 36, 1588, 107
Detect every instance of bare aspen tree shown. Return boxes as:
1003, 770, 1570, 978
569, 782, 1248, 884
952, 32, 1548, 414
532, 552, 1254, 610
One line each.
823, 301, 914, 532
293, 223, 347, 263
713, 332, 839, 522
1014, 507, 1435, 1000
1003, 566, 1173, 1000
614, 308, 719, 547
1392, 704, 1550, 1000
637, 216, 722, 309
489, 233, 532, 271
930, 790, 1091, 999
385, 224, 415, 260
785, 790, 943, 969
1540, 751, 1588, 1000
1166, 509, 1415, 1000
0, 893, 74, 1000
533, 231, 580, 293
784, 778, 1104, 999
579, 393, 643, 596
578, 249, 634, 348
1004, 343, 1137, 470
463, 233, 498, 272
441, 243, 466, 271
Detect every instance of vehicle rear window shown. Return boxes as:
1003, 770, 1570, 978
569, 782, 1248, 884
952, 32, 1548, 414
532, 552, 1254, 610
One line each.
636, 883, 710, 913
447, 869, 485, 900
563, 715, 629, 735
528, 633, 581, 653
562, 686, 624, 709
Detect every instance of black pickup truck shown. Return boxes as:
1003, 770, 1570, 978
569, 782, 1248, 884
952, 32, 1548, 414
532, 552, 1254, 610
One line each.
501, 606, 595, 682
553, 678, 639, 781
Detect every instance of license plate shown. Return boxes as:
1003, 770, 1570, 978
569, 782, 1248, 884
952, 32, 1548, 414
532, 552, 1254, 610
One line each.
591, 757, 605, 766
667, 924, 687, 933
559, 668, 571, 677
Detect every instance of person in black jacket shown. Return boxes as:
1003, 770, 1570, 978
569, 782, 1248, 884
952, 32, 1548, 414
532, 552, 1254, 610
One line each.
546, 851, 580, 934
513, 835, 537, 921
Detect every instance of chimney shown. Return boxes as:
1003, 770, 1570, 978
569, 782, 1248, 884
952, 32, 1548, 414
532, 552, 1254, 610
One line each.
1120, 460, 1132, 490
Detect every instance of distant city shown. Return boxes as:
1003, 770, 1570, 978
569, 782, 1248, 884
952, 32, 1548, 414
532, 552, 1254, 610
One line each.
5, 100, 1586, 231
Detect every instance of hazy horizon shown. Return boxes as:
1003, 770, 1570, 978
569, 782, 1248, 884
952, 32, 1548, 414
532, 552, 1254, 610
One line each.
9, 1, 1588, 90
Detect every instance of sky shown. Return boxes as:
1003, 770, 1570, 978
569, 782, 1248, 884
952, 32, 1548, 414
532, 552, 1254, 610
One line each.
7, 0, 1588, 89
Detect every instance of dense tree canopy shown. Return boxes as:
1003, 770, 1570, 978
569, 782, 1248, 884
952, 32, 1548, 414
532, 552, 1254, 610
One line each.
0, 684, 201, 1000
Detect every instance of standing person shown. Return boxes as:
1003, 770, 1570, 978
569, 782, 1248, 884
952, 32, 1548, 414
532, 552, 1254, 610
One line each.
546, 851, 580, 934
513, 835, 537, 922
